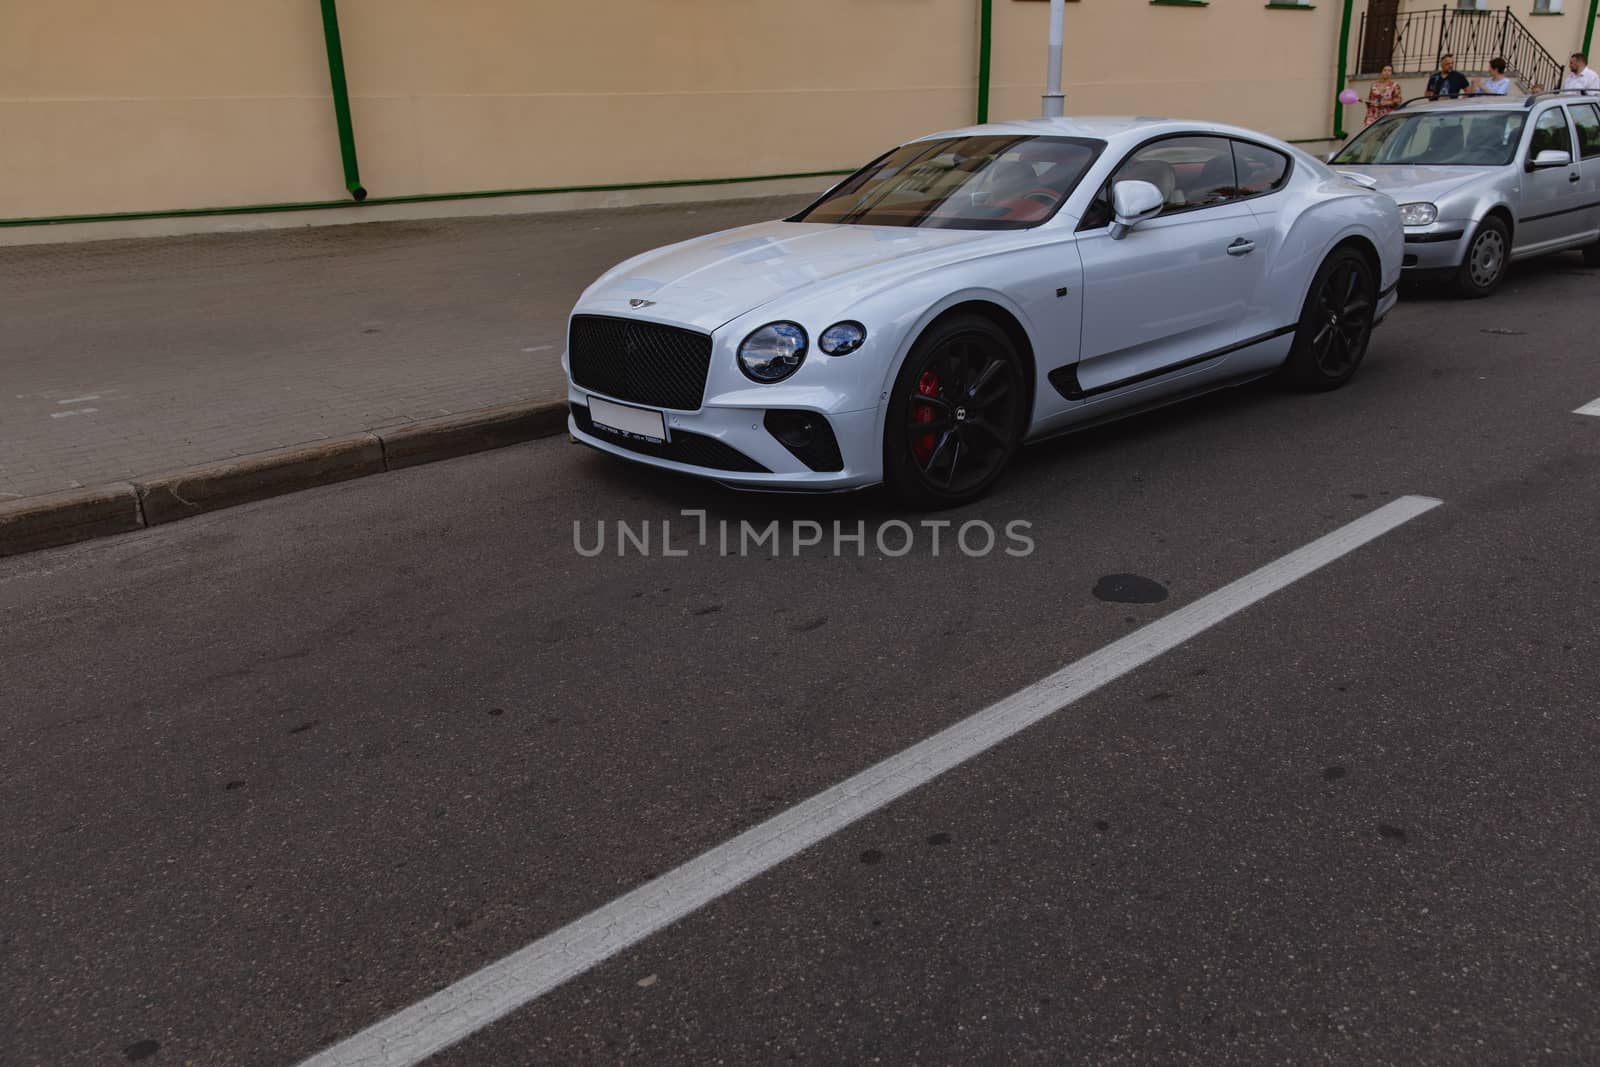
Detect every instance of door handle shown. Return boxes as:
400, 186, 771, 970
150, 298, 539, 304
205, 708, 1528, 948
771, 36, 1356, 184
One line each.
1227, 238, 1256, 256
1570, 172, 1581, 183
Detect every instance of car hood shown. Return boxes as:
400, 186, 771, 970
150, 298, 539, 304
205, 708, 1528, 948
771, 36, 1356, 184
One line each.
1333, 164, 1498, 205
577, 220, 992, 332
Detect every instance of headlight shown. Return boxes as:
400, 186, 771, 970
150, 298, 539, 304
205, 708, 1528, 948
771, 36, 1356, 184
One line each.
1399, 202, 1439, 227
737, 322, 808, 383
818, 321, 867, 356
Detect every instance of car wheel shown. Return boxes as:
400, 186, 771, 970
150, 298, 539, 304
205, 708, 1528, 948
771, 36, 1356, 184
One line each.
1583, 240, 1600, 268
883, 315, 1027, 508
1455, 216, 1509, 298
1278, 246, 1377, 392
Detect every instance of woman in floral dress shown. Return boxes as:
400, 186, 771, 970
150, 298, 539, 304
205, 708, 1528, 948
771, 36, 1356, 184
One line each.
1365, 65, 1402, 127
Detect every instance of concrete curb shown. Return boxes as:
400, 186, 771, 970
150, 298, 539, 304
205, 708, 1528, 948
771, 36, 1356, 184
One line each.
0, 484, 145, 557
0, 399, 569, 559
136, 435, 387, 526
380, 400, 570, 470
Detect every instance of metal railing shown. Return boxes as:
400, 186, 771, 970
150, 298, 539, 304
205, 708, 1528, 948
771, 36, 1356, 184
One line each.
1353, 6, 1564, 93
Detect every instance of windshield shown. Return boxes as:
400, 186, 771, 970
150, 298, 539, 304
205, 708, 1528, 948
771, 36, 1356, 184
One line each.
1331, 111, 1527, 167
792, 135, 1104, 230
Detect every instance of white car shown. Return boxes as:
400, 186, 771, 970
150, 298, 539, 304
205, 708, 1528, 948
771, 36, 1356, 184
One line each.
563, 116, 1403, 505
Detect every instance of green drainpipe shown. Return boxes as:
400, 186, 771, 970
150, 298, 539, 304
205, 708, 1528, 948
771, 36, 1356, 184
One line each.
977, 0, 994, 123
1333, 0, 1356, 141
1585, 0, 1598, 59
318, 0, 367, 201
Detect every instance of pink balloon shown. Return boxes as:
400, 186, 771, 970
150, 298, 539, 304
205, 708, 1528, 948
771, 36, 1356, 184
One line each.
1338, 89, 1361, 105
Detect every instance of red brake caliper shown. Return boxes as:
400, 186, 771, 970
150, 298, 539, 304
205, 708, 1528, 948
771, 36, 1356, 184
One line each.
913, 370, 940, 463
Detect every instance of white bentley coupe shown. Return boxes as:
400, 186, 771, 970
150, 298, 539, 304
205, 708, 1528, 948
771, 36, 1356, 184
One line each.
562, 116, 1403, 505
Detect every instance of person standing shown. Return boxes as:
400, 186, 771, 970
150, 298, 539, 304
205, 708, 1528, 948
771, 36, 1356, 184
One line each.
1426, 55, 1469, 99
1471, 58, 1512, 96
1366, 65, 1403, 126
1563, 53, 1600, 95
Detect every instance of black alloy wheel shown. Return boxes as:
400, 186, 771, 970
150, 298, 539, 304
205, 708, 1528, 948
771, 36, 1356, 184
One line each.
1279, 247, 1378, 391
884, 314, 1026, 507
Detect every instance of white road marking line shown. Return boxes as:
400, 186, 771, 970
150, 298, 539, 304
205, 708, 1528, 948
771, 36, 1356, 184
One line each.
1575, 397, 1600, 417
297, 495, 1443, 1067
48, 408, 98, 419
55, 395, 101, 404
522, 345, 554, 353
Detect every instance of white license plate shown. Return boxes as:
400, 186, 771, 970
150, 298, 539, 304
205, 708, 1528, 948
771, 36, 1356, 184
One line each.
588, 396, 666, 443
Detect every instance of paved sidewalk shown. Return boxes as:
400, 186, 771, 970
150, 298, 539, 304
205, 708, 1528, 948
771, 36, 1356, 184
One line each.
0, 195, 811, 501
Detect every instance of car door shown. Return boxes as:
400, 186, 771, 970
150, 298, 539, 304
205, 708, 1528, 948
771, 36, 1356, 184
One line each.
1071, 135, 1269, 401
1564, 101, 1600, 244
1230, 138, 1299, 346
1516, 106, 1587, 253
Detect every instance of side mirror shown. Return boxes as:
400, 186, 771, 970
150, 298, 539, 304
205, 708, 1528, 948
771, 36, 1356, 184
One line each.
1108, 180, 1165, 239
1529, 148, 1573, 170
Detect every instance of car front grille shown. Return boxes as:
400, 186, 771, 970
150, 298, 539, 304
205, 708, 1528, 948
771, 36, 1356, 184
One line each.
568, 315, 713, 412
571, 404, 769, 473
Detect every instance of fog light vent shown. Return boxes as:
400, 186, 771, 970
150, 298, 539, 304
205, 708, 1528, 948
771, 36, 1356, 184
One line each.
763, 410, 843, 473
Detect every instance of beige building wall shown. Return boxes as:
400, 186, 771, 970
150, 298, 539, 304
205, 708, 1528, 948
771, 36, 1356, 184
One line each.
2, 0, 982, 222
1507, 6, 1589, 68
1, 2, 344, 219
1346, 1, 1592, 78
1395, 0, 1587, 74
1338, 1, 1596, 134
989, 2, 1344, 142
335, 0, 981, 197
24, 1, 1550, 228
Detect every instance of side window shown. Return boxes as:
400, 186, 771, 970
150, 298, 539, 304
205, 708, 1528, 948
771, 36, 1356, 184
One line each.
1530, 108, 1573, 157
1131, 137, 1238, 212
1232, 141, 1290, 196
1080, 135, 1238, 228
1571, 103, 1600, 160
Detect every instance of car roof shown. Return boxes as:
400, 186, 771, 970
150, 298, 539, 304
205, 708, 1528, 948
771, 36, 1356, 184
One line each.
1396, 96, 1530, 112
1393, 92, 1596, 114
908, 115, 1284, 147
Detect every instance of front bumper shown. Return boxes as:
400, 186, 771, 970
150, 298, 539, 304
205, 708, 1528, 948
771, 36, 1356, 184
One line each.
1401, 224, 1470, 271
566, 382, 883, 491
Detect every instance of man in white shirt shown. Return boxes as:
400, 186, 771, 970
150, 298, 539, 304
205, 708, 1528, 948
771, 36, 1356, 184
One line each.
1563, 53, 1600, 95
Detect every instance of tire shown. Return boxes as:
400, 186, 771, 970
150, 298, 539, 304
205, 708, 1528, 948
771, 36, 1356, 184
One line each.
1278, 246, 1378, 392
1454, 216, 1509, 298
1583, 240, 1600, 268
883, 314, 1027, 508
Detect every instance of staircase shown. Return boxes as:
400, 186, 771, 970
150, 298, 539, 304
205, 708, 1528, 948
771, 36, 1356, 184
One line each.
1353, 6, 1564, 94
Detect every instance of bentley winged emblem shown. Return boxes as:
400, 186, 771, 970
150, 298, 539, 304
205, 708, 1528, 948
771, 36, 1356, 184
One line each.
628, 298, 656, 309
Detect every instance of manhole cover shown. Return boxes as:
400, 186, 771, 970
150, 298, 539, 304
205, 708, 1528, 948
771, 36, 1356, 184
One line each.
1093, 574, 1168, 604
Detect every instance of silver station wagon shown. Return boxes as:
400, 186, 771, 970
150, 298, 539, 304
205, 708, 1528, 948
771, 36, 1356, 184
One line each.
1332, 92, 1600, 297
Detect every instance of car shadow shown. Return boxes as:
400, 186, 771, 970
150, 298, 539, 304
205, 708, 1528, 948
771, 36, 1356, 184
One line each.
1399, 247, 1596, 303
568, 374, 1293, 526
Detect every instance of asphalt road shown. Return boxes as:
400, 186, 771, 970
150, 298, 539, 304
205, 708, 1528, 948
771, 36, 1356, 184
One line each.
3, 255, 1599, 1066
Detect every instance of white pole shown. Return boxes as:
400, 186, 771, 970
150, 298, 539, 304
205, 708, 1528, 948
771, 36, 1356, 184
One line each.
1042, 0, 1065, 117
